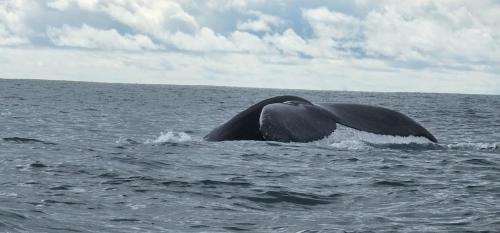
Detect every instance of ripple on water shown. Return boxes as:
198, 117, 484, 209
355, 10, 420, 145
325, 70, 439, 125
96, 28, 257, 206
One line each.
29, 162, 48, 168
48, 185, 73, 190
109, 218, 140, 222
3, 137, 57, 145
372, 180, 417, 187
100, 176, 156, 185
461, 158, 498, 166
42, 199, 85, 206
0, 209, 27, 220
197, 179, 253, 187
238, 190, 342, 206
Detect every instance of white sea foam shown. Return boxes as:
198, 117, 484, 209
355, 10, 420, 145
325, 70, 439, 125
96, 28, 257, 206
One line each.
329, 139, 371, 150
115, 137, 128, 145
144, 131, 192, 144
446, 142, 499, 151
320, 126, 499, 151
0, 111, 12, 116
320, 126, 433, 150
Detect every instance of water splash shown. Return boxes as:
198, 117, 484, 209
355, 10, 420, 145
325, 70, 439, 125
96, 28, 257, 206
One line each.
328, 140, 371, 150
115, 137, 139, 145
319, 126, 431, 150
144, 131, 192, 144
446, 142, 499, 151
318, 127, 499, 152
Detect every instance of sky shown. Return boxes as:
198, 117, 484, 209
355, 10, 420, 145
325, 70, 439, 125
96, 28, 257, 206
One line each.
1, 0, 500, 94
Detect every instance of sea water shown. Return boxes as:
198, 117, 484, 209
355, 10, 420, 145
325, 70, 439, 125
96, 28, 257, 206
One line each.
1, 79, 499, 232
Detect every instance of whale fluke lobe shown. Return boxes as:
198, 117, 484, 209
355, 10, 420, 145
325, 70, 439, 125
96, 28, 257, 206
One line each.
203, 95, 310, 141
204, 95, 437, 143
260, 102, 337, 142
317, 103, 438, 143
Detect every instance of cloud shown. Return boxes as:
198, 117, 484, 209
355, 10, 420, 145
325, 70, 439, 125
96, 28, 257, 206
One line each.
45, 0, 236, 52
303, 7, 361, 40
40, 0, 500, 69
47, 0, 98, 11
237, 11, 283, 32
230, 30, 272, 53
47, 0, 199, 36
47, 24, 160, 51
168, 27, 235, 51
299, 1, 500, 72
2, 47, 499, 94
362, 0, 500, 66
0, 25, 28, 45
1, 0, 499, 94
0, 0, 39, 45
263, 29, 308, 56
204, 0, 267, 10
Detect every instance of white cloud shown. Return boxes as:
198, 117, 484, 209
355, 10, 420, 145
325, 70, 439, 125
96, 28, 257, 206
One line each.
230, 30, 271, 53
300, 2, 500, 71
0, 0, 39, 45
47, 0, 199, 37
1, 0, 499, 94
301, 7, 364, 58
45, 0, 237, 52
237, 11, 283, 32
263, 29, 308, 56
362, 0, 500, 66
47, 24, 160, 51
0, 25, 27, 45
303, 7, 361, 40
1, 47, 498, 94
47, 0, 98, 11
168, 27, 235, 51
205, 0, 267, 10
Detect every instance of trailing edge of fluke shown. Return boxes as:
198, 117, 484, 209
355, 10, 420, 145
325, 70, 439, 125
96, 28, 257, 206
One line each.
204, 95, 438, 143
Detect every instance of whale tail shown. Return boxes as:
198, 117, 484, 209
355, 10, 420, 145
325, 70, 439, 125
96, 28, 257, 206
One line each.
205, 96, 438, 143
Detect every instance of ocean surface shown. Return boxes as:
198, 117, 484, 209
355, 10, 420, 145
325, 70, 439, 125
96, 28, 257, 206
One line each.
0, 78, 499, 232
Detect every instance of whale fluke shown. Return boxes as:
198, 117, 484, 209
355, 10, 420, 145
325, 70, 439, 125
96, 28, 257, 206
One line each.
204, 95, 437, 143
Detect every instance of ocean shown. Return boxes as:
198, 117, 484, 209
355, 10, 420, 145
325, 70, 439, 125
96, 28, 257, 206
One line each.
1, 79, 499, 232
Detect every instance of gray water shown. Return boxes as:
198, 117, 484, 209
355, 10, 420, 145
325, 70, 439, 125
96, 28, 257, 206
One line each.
0, 79, 499, 232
